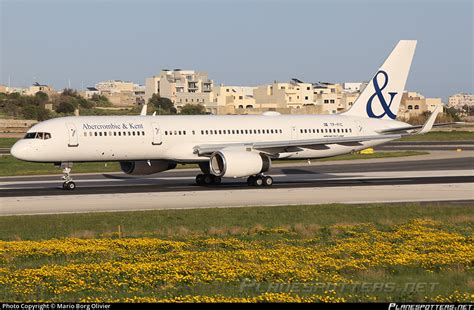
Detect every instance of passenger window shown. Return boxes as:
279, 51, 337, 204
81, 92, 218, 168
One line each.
114, 132, 117, 136
118, 132, 121, 136
128, 132, 131, 136
94, 132, 98, 136
104, 132, 108, 136
132, 131, 135, 136
142, 131, 145, 136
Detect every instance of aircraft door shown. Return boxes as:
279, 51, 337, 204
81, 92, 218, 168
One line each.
152, 123, 162, 145
66, 123, 79, 147
290, 126, 298, 140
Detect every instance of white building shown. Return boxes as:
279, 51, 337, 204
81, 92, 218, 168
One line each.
448, 93, 474, 109
144, 69, 213, 104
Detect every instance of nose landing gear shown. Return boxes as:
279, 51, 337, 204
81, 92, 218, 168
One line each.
61, 162, 76, 190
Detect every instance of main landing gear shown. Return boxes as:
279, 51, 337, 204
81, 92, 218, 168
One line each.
61, 162, 76, 190
247, 175, 273, 187
195, 174, 222, 186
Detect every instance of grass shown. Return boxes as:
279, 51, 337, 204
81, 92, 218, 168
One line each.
0, 203, 472, 302
0, 138, 17, 148
0, 202, 471, 241
0, 151, 427, 176
399, 130, 474, 141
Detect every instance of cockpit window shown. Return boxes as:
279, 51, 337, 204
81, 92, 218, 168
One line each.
24, 132, 52, 140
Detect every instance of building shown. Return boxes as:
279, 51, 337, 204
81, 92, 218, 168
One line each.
399, 92, 444, 119
213, 86, 256, 114
95, 80, 135, 94
253, 79, 315, 110
448, 93, 474, 109
83, 87, 100, 99
0, 85, 7, 93
26, 82, 55, 96
92, 80, 144, 107
144, 69, 213, 104
343, 82, 367, 93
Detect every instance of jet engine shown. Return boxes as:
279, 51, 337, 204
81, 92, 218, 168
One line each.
120, 160, 177, 175
209, 150, 271, 178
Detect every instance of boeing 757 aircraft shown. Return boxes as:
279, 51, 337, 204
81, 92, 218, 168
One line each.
11, 40, 448, 190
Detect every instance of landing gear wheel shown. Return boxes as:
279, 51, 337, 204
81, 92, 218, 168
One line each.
196, 174, 204, 185
212, 176, 222, 185
203, 174, 214, 185
263, 176, 273, 186
254, 176, 264, 187
63, 181, 76, 190
196, 174, 222, 186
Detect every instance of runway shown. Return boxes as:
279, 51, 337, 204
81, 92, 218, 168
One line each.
0, 150, 473, 216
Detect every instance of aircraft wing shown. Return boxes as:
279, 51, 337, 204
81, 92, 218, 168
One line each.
377, 106, 463, 135
193, 134, 401, 156
377, 122, 464, 134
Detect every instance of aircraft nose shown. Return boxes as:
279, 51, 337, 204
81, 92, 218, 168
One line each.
10, 140, 32, 161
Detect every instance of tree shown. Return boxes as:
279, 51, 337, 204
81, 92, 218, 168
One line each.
61, 88, 79, 98
445, 106, 461, 122
179, 104, 207, 115
56, 101, 76, 114
78, 97, 94, 109
90, 93, 111, 107
35, 91, 49, 104
22, 105, 39, 120
148, 94, 176, 114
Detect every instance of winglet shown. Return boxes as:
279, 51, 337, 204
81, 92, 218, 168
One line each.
417, 105, 442, 134
140, 104, 147, 116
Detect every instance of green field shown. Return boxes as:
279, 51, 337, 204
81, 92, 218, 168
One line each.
0, 203, 472, 302
0, 151, 427, 176
0, 202, 471, 241
0, 138, 18, 148
399, 130, 474, 141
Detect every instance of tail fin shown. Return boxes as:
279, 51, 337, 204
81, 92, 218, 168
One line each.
343, 40, 417, 120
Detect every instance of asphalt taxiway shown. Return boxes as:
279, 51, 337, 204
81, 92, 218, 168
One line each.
0, 150, 472, 216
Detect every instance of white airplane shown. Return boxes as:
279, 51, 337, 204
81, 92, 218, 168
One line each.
11, 40, 447, 190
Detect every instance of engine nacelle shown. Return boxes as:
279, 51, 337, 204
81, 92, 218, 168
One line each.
210, 150, 271, 178
120, 160, 177, 175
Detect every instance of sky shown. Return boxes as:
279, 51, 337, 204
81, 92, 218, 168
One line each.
0, 0, 472, 102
